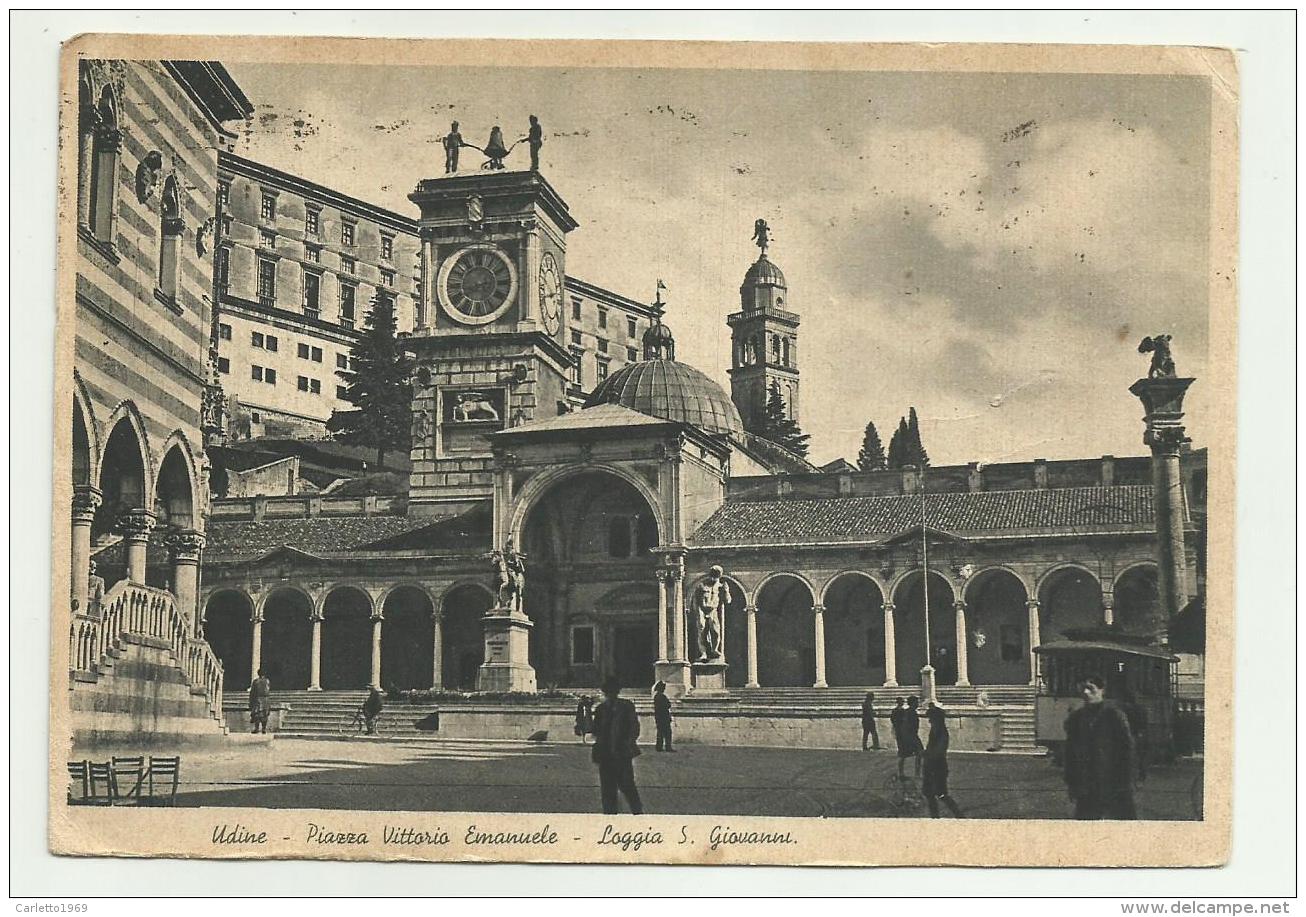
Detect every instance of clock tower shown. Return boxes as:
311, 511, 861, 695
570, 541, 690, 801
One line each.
406, 171, 578, 515
727, 232, 800, 433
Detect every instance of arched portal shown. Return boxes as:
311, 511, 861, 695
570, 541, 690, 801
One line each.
1038, 566, 1103, 642
441, 584, 492, 690
1114, 564, 1161, 639
519, 470, 660, 688
321, 586, 372, 689
755, 574, 815, 687
260, 588, 312, 689
893, 571, 958, 686
381, 586, 435, 691
96, 415, 147, 541
964, 568, 1030, 684
155, 444, 195, 533
823, 573, 886, 686
203, 590, 254, 690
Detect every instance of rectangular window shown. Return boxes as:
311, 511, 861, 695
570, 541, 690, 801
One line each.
311, 346, 323, 362
571, 626, 595, 666
597, 339, 608, 354
265, 334, 278, 353
310, 378, 321, 394
260, 192, 276, 222
336, 353, 348, 369
259, 228, 276, 250
1000, 625, 1023, 662
297, 342, 310, 359
217, 181, 230, 210
341, 222, 355, 246
217, 356, 230, 374
340, 255, 356, 275
598, 307, 608, 329
252, 331, 264, 348
596, 358, 609, 382
251, 365, 263, 382
380, 234, 393, 260
340, 283, 357, 328
221, 214, 234, 236
304, 208, 319, 236
257, 258, 276, 307
218, 323, 232, 341
336, 384, 348, 400
571, 298, 581, 320
627, 346, 638, 361
380, 268, 395, 288
569, 348, 583, 387
297, 375, 310, 391
627, 317, 637, 338
305, 243, 321, 264
303, 271, 321, 314
570, 330, 582, 346
265, 368, 277, 385
216, 247, 230, 294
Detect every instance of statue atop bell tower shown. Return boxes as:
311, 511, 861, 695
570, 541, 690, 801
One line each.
728, 219, 800, 432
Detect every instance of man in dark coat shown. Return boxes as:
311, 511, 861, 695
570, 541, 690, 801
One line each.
362, 686, 384, 735
860, 691, 881, 751
1064, 676, 1137, 820
591, 675, 644, 814
897, 696, 924, 778
248, 670, 272, 734
652, 681, 675, 752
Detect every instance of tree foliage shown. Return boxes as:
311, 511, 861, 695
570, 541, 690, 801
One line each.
886, 408, 930, 469
326, 292, 413, 467
757, 386, 811, 458
857, 420, 887, 471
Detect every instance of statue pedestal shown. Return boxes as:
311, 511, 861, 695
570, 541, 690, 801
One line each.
477, 607, 536, 693
690, 660, 729, 696
655, 660, 692, 698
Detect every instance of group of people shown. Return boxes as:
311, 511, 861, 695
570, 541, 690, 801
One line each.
863, 692, 965, 818
571, 678, 680, 816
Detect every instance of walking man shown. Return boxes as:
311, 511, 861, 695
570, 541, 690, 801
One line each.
248, 669, 272, 734
922, 704, 964, 818
860, 691, 881, 751
897, 696, 924, 779
1064, 675, 1137, 820
591, 675, 644, 814
653, 681, 675, 752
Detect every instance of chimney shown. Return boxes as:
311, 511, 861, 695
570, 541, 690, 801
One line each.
1033, 458, 1048, 489
968, 462, 983, 493
902, 464, 919, 494
1101, 454, 1116, 487
838, 472, 853, 496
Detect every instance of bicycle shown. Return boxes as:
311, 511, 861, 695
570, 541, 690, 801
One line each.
338, 707, 385, 737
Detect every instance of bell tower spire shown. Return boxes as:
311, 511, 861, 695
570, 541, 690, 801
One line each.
728, 220, 800, 432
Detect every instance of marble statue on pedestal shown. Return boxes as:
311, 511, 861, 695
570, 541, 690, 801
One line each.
693, 565, 728, 662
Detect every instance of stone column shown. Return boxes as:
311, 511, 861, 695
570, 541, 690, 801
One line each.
70, 486, 101, 613
655, 568, 669, 661
654, 553, 692, 695
520, 222, 540, 329
166, 529, 205, 630
250, 607, 264, 686
670, 562, 687, 662
117, 509, 156, 584
77, 112, 98, 227
370, 613, 383, 689
882, 602, 898, 687
419, 231, 436, 331
745, 604, 759, 687
812, 603, 828, 688
953, 600, 970, 686
308, 610, 323, 690
1130, 374, 1196, 641
1102, 592, 1115, 627
1026, 599, 1041, 687
431, 611, 444, 690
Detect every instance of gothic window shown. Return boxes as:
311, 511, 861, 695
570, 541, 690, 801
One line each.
157, 176, 183, 301
87, 85, 122, 244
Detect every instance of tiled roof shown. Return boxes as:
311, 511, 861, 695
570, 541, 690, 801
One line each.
689, 485, 1155, 547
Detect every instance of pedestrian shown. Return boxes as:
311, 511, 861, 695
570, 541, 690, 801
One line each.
248, 669, 272, 734
889, 697, 906, 756
1117, 685, 1149, 782
1064, 675, 1137, 820
574, 695, 594, 744
442, 121, 464, 174
922, 705, 964, 818
590, 675, 643, 815
860, 691, 881, 750
897, 696, 924, 779
653, 681, 675, 752
362, 686, 384, 735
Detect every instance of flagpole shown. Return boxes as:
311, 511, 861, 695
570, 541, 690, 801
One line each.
919, 465, 937, 705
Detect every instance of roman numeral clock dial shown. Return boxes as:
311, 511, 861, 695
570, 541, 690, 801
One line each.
438, 244, 518, 325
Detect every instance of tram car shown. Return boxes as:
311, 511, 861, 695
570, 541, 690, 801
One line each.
1033, 631, 1179, 766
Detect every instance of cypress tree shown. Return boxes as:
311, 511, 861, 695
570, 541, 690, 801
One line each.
857, 420, 887, 471
326, 291, 413, 467
887, 416, 910, 469
758, 386, 811, 458
907, 406, 930, 467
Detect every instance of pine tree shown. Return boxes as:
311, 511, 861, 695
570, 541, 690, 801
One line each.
856, 420, 887, 471
887, 416, 910, 469
907, 406, 930, 467
327, 291, 413, 467
758, 386, 811, 458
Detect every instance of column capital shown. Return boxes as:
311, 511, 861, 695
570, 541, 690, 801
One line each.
71, 485, 103, 523
371, 611, 385, 623
1025, 598, 1041, 609
166, 529, 205, 564
251, 609, 265, 624
954, 598, 968, 611
883, 601, 896, 612
310, 609, 325, 623
811, 603, 826, 615
116, 508, 157, 540
744, 603, 758, 615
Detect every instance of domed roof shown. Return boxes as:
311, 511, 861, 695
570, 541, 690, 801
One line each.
741, 253, 786, 289
585, 359, 744, 438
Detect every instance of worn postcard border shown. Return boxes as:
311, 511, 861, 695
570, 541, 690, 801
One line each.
48, 34, 1237, 867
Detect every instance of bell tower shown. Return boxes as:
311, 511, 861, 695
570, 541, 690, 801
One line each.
727, 220, 800, 432
405, 170, 579, 516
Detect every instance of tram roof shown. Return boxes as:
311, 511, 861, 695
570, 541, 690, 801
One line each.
1033, 640, 1179, 662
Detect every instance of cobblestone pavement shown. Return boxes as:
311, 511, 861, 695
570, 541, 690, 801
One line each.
99, 738, 1203, 820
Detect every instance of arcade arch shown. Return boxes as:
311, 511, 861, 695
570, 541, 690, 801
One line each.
1037, 565, 1103, 642
822, 572, 886, 686
1114, 563, 1160, 638
321, 586, 372, 689
440, 583, 493, 690
892, 570, 958, 685
260, 587, 313, 690
963, 567, 1031, 684
203, 589, 254, 690
754, 573, 815, 687
381, 585, 435, 691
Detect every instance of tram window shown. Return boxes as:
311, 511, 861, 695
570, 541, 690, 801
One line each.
1000, 625, 1023, 662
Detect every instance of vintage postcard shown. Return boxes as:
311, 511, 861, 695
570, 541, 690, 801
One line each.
50, 34, 1236, 866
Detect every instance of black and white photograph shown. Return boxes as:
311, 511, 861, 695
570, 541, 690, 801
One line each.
47, 31, 1242, 869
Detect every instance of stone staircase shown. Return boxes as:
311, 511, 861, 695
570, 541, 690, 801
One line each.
68, 582, 228, 747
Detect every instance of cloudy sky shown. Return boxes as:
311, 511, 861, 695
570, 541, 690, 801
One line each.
228, 62, 1212, 467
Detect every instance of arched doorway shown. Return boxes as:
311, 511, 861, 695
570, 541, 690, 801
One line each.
1114, 564, 1161, 639
381, 585, 435, 691
964, 568, 1030, 684
260, 587, 313, 689
755, 574, 815, 687
441, 584, 492, 690
519, 470, 660, 688
893, 570, 957, 686
321, 586, 372, 689
823, 573, 886, 686
203, 590, 254, 690
1038, 566, 1103, 642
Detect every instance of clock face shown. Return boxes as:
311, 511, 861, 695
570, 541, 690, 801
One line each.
438, 244, 518, 325
538, 252, 562, 335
